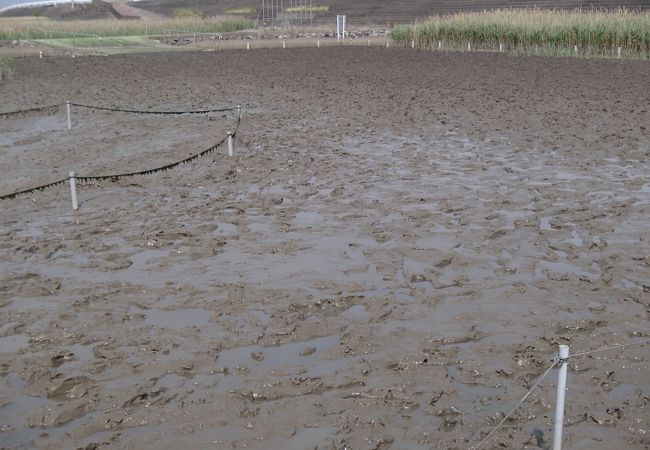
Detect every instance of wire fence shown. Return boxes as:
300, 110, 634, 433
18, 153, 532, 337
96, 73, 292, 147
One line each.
0, 103, 61, 118
0, 101, 241, 201
473, 338, 650, 449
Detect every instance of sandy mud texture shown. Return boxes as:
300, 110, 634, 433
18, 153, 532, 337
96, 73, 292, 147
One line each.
0, 48, 649, 449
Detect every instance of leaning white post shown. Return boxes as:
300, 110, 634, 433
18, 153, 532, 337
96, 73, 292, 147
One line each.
66, 101, 71, 130
237, 105, 242, 120
69, 171, 78, 210
227, 131, 233, 157
553, 345, 569, 450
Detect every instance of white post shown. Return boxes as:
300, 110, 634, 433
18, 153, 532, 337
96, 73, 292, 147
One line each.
247, 42, 250, 50
386, 40, 389, 48
617, 46, 621, 58
69, 172, 78, 210
438, 40, 441, 49
467, 41, 471, 51
336, 15, 340, 40
574, 45, 578, 54
39, 50, 43, 58
237, 105, 242, 120
283, 41, 286, 49
411, 40, 415, 49
553, 345, 569, 450
66, 101, 71, 130
227, 132, 233, 157
368, 39, 370, 47
499, 43, 503, 52
317, 39, 320, 48
342, 15, 346, 40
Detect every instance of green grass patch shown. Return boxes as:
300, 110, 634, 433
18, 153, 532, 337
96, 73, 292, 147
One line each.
172, 8, 205, 19
392, 9, 650, 57
285, 5, 329, 12
225, 7, 256, 14
0, 54, 14, 80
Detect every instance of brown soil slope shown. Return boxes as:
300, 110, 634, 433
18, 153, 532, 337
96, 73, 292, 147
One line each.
4, 0, 650, 22
133, 0, 650, 23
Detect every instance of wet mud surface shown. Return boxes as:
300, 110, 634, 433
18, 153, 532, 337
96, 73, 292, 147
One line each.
1, 49, 649, 449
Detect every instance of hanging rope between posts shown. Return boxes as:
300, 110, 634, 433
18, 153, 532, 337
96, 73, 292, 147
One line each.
69, 103, 239, 115
471, 337, 650, 449
0, 104, 61, 118
471, 358, 559, 450
0, 114, 240, 201
570, 338, 650, 358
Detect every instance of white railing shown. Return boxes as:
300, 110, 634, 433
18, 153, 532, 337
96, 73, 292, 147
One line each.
0, 0, 142, 14
0, 0, 89, 14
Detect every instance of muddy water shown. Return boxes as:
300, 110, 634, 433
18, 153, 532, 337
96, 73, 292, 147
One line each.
1, 49, 649, 449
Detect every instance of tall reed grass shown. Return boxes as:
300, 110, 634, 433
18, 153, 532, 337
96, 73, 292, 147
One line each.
0, 54, 14, 80
0, 16, 255, 40
392, 9, 650, 57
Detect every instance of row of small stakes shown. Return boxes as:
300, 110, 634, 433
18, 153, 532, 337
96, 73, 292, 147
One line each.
0, 101, 243, 205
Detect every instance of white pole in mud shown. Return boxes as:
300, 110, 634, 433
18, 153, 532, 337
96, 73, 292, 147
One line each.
66, 101, 71, 130
438, 40, 441, 49
336, 15, 340, 40
69, 172, 78, 210
411, 40, 415, 49
247, 42, 250, 50
553, 345, 569, 450
468, 41, 471, 51
499, 43, 503, 52
368, 39, 370, 47
317, 39, 320, 48
283, 41, 286, 49
237, 105, 242, 120
39, 50, 43, 58
227, 131, 233, 157
386, 40, 389, 48
574, 45, 578, 54
617, 46, 621, 58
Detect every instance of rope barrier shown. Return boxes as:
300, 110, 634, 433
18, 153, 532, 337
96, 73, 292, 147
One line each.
569, 338, 650, 358
471, 337, 650, 449
69, 103, 239, 115
0, 177, 70, 200
0, 115, 240, 201
0, 104, 61, 118
0, 102, 239, 118
472, 358, 558, 450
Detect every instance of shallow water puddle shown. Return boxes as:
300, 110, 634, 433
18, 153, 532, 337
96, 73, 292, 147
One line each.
216, 335, 341, 377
